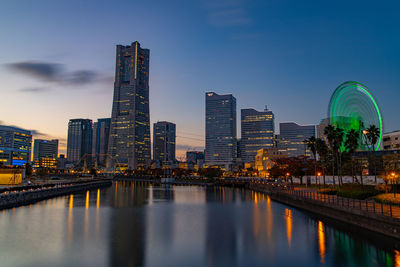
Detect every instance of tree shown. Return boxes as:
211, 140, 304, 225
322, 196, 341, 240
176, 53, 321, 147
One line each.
344, 129, 360, 183
324, 124, 337, 185
316, 138, 329, 185
365, 124, 380, 183
334, 127, 345, 186
304, 136, 317, 179
199, 167, 223, 180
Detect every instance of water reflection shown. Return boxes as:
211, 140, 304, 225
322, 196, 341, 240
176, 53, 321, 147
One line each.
285, 208, 292, 248
318, 221, 326, 263
0, 181, 399, 266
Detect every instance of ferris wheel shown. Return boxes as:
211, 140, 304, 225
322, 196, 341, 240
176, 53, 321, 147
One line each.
328, 81, 384, 150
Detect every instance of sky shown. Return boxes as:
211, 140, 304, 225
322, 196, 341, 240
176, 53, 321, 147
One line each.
1, 0, 400, 159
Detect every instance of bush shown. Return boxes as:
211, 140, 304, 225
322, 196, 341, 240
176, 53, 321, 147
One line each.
337, 190, 379, 200
318, 188, 337, 195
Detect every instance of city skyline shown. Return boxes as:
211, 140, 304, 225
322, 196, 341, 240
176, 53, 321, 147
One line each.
2, 0, 400, 158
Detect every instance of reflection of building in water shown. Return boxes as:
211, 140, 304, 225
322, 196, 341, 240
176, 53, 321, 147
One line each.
205, 197, 237, 266
151, 184, 175, 202
205, 186, 237, 203
110, 181, 148, 266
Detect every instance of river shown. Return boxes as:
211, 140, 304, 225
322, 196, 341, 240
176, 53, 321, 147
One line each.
0, 181, 398, 266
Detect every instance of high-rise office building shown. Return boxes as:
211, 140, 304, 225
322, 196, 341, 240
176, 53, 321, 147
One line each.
241, 107, 274, 163
0, 125, 32, 166
205, 92, 237, 170
92, 118, 111, 167
33, 139, 58, 168
153, 121, 176, 166
108, 41, 151, 169
279, 122, 315, 157
67, 119, 92, 164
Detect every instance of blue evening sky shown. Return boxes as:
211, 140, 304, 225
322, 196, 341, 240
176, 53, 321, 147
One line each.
1, 0, 400, 156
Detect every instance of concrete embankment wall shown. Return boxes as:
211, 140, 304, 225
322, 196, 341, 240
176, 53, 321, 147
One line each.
248, 184, 400, 239
0, 180, 112, 210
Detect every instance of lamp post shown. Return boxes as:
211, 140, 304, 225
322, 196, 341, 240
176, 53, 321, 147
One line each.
317, 172, 322, 188
391, 172, 397, 198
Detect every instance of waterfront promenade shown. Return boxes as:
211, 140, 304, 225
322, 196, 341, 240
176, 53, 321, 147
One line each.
248, 181, 400, 239
0, 178, 112, 210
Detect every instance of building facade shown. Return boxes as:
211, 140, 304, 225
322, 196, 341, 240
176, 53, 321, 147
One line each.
0, 125, 32, 166
241, 107, 274, 163
153, 121, 176, 167
108, 41, 151, 169
92, 118, 111, 167
186, 151, 205, 164
67, 119, 92, 164
33, 139, 58, 168
255, 147, 288, 177
383, 131, 400, 150
205, 92, 237, 170
316, 118, 330, 142
279, 122, 315, 157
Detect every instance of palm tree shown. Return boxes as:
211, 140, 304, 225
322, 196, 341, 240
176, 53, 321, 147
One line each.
324, 124, 337, 185
365, 124, 380, 183
316, 138, 328, 186
304, 136, 317, 182
345, 129, 360, 183
334, 127, 345, 186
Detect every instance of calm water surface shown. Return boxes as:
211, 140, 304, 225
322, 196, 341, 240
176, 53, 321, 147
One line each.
0, 181, 399, 267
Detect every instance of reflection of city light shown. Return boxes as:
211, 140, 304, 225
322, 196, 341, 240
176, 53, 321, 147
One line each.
254, 193, 258, 205
67, 195, 74, 245
285, 208, 292, 247
266, 196, 273, 240
395, 250, 400, 267
318, 221, 326, 263
96, 189, 100, 208
85, 190, 90, 209
69, 194, 74, 209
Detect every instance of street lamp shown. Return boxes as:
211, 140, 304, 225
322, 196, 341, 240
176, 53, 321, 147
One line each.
391, 172, 397, 198
317, 172, 322, 188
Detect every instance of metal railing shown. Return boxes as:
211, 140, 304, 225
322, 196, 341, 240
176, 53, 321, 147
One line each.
249, 182, 400, 220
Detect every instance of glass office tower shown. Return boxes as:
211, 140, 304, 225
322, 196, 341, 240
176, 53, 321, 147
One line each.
153, 121, 176, 167
279, 122, 315, 157
241, 107, 274, 163
205, 92, 237, 170
67, 119, 92, 164
108, 41, 151, 169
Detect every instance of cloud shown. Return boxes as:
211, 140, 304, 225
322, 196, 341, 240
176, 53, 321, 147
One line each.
7, 61, 62, 82
19, 87, 50, 93
204, 0, 252, 27
5, 61, 110, 88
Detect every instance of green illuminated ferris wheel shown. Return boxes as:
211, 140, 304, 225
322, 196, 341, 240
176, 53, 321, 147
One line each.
328, 81, 384, 150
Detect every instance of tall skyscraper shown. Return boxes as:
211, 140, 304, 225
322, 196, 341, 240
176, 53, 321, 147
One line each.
33, 139, 58, 168
241, 107, 274, 163
67, 119, 92, 164
108, 41, 151, 169
92, 118, 111, 167
279, 122, 315, 157
205, 92, 237, 170
153, 121, 176, 166
0, 125, 32, 166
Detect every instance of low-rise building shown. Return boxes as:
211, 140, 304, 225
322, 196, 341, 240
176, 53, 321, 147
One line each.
383, 131, 400, 150
255, 148, 288, 177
